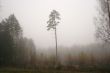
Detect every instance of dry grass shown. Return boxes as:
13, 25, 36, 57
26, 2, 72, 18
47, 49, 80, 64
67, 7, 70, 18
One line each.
0, 68, 109, 73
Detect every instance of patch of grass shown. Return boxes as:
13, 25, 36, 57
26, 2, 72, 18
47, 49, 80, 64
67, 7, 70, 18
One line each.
0, 68, 110, 73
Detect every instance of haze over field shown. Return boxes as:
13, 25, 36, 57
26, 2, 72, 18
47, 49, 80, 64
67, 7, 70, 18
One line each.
1, 0, 110, 72
0, 0, 97, 48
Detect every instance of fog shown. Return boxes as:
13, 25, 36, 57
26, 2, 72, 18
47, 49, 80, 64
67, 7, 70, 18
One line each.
0, 0, 97, 48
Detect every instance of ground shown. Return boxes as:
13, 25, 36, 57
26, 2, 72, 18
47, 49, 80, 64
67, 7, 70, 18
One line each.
0, 68, 109, 73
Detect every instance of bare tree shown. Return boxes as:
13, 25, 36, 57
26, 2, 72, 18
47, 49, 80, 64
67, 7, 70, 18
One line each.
47, 10, 61, 66
95, 0, 110, 43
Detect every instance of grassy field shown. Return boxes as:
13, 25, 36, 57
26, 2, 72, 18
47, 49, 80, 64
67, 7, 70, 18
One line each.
0, 68, 109, 73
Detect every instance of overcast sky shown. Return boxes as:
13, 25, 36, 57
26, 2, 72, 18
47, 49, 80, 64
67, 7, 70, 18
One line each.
0, 0, 97, 48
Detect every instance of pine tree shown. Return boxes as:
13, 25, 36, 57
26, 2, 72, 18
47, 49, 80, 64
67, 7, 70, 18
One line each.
47, 10, 61, 66
0, 14, 22, 66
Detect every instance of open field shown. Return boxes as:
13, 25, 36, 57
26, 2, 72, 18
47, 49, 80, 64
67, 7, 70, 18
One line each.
0, 68, 110, 73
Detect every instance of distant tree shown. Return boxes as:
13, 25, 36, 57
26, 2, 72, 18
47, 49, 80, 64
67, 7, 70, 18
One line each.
6, 14, 22, 39
95, 0, 110, 66
0, 20, 8, 66
0, 14, 23, 66
0, 14, 37, 68
79, 51, 87, 66
66, 53, 73, 67
6, 14, 22, 65
47, 10, 61, 66
89, 52, 95, 66
28, 39, 37, 68
95, 0, 110, 43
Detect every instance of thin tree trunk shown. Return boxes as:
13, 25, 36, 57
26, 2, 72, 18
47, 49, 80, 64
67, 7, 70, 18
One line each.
106, 0, 110, 40
55, 27, 58, 66
107, 0, 110, 28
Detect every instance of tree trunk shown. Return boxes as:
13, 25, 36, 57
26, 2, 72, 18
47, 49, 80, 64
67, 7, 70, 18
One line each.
107, 0, 110, 28
55, 27, 58, 67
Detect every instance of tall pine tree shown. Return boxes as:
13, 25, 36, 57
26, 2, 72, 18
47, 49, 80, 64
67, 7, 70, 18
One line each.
0, 14, 22, 66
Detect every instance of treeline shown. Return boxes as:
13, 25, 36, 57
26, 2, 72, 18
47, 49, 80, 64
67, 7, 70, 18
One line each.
0, 14, 37, 68
0, 14, 110, 71
35, 43, 110, 70
60, 43, 110, 68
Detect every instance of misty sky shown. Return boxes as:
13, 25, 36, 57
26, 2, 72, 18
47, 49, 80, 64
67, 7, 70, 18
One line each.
0, 0, 97, 48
